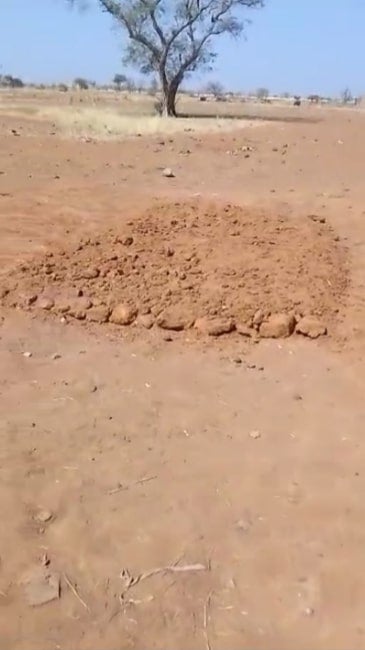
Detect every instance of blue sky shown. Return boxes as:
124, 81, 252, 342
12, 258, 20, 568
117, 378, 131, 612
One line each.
1, 0, 365, 96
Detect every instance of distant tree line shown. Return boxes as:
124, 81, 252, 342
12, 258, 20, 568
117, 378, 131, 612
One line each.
0, 74, 24, 88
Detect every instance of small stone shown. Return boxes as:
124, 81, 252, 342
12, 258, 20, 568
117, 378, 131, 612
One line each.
24, 293, 38, 307
86, 306, 111, 323
296, 317, 327, 339
110, 303, 138, 326
138, 314, 154, 329
164, 245, 175, 257
233, 357, 242, 364
304, 607, 315, 617
80, 266, 100, 279
249, 430, 261, 439
157, 308, 193, 331
23, 352, 32, 358
121, 236, 133, 247
162, 167, 175, 178
259, 313, 295, 338
21, 566, 60, 607
236, 518, 251, 533
38, 297, 55, 311
0, 288, 9, 299
308, 214, 326, 224
34, 509, 53, 524
194, 317, 235, 337
52, 353, 61, 360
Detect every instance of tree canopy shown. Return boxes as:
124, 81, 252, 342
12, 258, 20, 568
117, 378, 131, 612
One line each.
70, 0, 265, 115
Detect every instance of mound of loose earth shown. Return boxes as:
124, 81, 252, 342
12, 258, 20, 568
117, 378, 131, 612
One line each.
0, 201, 348, 340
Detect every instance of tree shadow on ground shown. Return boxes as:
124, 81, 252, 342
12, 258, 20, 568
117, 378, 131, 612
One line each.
178, 111, 322, 124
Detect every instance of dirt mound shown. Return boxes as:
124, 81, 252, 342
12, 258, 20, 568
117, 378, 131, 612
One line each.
1, 201, 348, 340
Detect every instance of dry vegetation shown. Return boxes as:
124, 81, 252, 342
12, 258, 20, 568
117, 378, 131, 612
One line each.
0, 87, 331, 138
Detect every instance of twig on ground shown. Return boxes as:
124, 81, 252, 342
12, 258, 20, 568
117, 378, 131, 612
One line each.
203, 591, 213, 650
120, 562, 208, 596
108, 475, 157, 495
63, 573, 90, 612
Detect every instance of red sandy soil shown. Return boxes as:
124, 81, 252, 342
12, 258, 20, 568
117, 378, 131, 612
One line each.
1, 104, 365, 649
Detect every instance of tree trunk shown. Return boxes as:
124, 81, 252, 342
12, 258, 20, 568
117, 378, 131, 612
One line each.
161, 83, 178, 117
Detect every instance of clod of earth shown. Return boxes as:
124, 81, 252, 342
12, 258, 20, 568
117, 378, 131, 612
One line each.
79, 267, 100, 280
68, 297, 93, 320
138, 314, 154, 329
194, 317, 236, 337
259, 313, 296, 338
296, 316, 327, 338
38, 296, 55, 310
308, 214, 326, 224
86, 305, 111, 323
157, 308, 193, 331
110, 303, 138, 326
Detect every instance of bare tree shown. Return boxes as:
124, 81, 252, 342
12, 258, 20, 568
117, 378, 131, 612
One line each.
73, 77, 89, 89
256, 86, 269, 100
205, 80, 224, 98
113, 72, 128, 89
69, 0, 264, 116
341, 87, 353, 104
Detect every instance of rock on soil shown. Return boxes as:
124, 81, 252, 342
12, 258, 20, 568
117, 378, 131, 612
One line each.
157, 308, 193, 331
86, 305, 111, 323
194, 317, 236, 337
162, 167, 175, 178
110, 303, 137, 326
38, 296, 55, 310
296, 316, 327, 338
138, 314, 154, 329
259, 313, 296, 339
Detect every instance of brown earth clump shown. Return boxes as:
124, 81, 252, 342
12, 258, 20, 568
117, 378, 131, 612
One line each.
1, 201, 348, 340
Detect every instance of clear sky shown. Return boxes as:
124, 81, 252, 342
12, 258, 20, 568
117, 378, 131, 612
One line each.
1, 0, 365, 97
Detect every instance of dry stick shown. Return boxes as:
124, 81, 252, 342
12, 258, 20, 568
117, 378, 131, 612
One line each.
120, 563, 208, 595
108, 475, 157, 495
63, 573, 90, 612
203, 591, 213, 650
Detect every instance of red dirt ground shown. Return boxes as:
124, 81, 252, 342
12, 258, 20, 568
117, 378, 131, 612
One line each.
1, 103, 365, 650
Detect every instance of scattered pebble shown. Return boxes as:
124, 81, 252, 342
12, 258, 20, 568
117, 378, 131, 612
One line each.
304, 607, 315, 617
249, 430, 261, 439
162, 167, 175, 178
34, 509, 53, 524
23, 352, 32, 358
